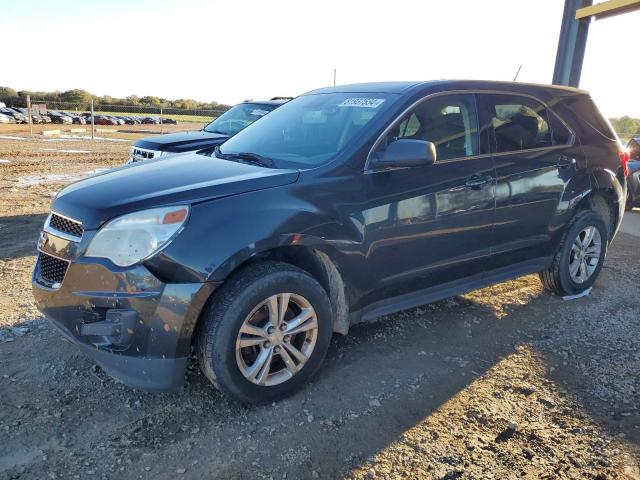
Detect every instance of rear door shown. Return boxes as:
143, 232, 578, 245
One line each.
478, 93, 582, 270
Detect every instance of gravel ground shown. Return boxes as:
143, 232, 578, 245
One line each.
0, 132, 639, 479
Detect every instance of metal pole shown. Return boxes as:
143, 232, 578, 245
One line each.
553, 0, 592, 87
90, 99, 95, 141
160, 106, 163, 134
333, 69, 336, 86
26, 95, 33, 137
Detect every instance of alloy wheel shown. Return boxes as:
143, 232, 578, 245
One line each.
568, 225, 602, 284
235, 293, 318, 386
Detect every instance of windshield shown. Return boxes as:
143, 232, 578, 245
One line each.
203, 103, 277, 135
219, 93, 394, 169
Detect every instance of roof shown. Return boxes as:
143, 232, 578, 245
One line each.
308, 81, 434, 95
305, 80, 588, 96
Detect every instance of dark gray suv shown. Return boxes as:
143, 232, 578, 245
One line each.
33, 80, 628, 404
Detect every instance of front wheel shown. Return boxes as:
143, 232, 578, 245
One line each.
197, 262, 333, 404
539, 210, 608, 296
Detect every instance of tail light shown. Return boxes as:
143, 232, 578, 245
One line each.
619, 147, 630, 177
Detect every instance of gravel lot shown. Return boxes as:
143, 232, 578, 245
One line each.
1, 129, 639, 479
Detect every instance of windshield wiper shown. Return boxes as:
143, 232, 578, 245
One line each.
214, 146, 275, 168
205, 129, 227, 135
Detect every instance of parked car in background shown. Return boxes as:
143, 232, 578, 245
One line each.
127, 98, 289, 163
91, 115, 118, 126
141, 117, 161, 125
61, 112, 87, 125
40, 114, 52, 124
627, 137, 640, 210
33, 81, 627, 404
0, 108, 27, 123
103, 115, 124, 126
47, 111, 73, 125
16, 108, 43, 123
117, 116, 138, 125
0, 113, 15, 123
162, 117, 177, 124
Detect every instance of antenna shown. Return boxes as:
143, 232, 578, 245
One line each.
513, 64, 523, 82
333, 69, 336, 86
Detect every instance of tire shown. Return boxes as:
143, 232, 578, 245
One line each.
197, 261, 333, 404
539, 210, 608, 296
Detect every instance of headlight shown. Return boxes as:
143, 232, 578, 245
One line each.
85, 206, 189, 267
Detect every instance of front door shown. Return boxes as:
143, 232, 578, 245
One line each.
358, 93, 496, 306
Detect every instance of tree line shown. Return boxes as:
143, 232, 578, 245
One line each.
0, 86, 229, 111
609, 116, 640, 138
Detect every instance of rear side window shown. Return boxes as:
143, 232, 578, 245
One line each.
547, 112, 572, 145
373, 93, 479, 162
483, 94, 572, 153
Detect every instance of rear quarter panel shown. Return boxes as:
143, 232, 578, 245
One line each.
556, 94, 626, 234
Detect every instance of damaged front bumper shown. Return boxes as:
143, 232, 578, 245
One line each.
32, 225, 215, 391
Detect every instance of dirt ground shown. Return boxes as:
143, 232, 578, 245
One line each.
0, 128, 639, 480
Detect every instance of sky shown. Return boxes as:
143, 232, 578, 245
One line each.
1, 0, 639, 117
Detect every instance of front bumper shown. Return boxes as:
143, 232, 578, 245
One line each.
32, 228, 216, 391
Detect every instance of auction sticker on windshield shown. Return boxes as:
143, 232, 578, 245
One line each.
251, 109, 270, 116
338, 98, 385, 108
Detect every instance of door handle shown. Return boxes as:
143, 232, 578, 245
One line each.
465, 174, 493, 189
557, 155, 577, 168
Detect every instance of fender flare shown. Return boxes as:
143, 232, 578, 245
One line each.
206, 233, 351, 335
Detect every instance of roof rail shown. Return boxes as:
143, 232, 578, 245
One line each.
270, 96, 294, 101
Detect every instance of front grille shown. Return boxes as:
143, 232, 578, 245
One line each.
38, 252, 69, 285
50, 213, 83, 238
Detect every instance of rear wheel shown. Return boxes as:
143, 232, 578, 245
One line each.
197, 262, 332, 404
539, 210, 608, 296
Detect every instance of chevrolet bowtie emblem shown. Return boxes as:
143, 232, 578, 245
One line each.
37, 231, 47, 250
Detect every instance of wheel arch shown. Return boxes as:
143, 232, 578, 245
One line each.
200, 237, 351, 336
576, 168, 625, 240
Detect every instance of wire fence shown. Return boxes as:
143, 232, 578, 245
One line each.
0, 96, 228, 138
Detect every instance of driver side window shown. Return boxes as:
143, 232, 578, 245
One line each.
374, 93, 480, 162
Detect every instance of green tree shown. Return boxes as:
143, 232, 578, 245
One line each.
0, 86, 17, 98
125, 95, 140, 105
140, 96, 162, 106
60, 89, 92, 104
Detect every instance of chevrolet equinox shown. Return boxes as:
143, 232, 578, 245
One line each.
33, 81, 629, 404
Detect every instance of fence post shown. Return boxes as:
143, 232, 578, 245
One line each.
160, 106, 163, 134
90, 99, 95, 141
27, 95, 33, 137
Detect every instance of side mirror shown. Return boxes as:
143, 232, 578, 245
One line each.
372, 139, 436, 170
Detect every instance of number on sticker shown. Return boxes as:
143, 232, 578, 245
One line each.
338, 98, 385, 108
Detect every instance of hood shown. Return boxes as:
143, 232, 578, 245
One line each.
52, 153, 300, 229
134, 130, 230, 153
